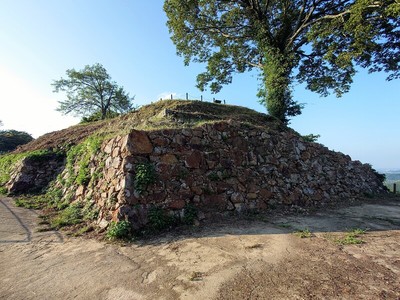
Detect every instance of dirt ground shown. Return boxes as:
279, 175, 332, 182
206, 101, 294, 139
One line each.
1, 196, 399, 300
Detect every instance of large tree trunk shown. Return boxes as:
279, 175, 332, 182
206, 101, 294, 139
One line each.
263, 49, 294, 123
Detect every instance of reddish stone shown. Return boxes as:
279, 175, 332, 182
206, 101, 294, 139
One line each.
232, 151, 245, 166
256, 200, 269, 210
127, 130, 153, 154
153, 137, 170, 146
146, 192, 167, 204
190, 137, 202, 145
192, 129, 204, 137
191, 186, 203, 195
160, 153, 178, 164
259, 189, 273, 199
185, 150, 203, 169
213, 122, 228, 131
216, 182, 230, 193
168, 199, 186, 210
247, 183, 259, 193
202, 194, 227, 210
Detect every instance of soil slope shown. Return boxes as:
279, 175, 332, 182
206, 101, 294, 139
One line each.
13, 100, 282, 154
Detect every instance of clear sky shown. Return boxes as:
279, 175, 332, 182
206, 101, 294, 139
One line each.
0, 1, 398, 170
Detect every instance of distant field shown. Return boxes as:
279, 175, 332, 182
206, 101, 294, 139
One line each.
384, 172, 400, 193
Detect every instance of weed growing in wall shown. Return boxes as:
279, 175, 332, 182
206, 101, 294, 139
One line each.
65, 135, 105, 187
183, 203, 198, 225
50, 203, 83, 229
148, 206, 176, 231
106, 220, 132, 240
134, 162, 156, 194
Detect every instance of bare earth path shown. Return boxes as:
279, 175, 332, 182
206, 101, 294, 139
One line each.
1, 196, 399, 300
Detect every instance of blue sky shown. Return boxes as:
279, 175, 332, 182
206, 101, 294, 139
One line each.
0, 1, 398, 170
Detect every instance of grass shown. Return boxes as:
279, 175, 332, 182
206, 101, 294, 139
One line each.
14, 196, 49, 210
50, 204, 83, 229
106, 220, 132, 240
189, 271, 204, 281
335, 228, 367, 245
294, 228, 312, 238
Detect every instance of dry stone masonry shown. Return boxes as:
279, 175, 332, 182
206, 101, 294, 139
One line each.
5, 120, 387, 230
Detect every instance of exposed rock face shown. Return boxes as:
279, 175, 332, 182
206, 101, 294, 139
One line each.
5, 121, 387, 229
7, 154, 65, 194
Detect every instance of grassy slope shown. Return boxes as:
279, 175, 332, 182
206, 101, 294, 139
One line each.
12, 100, 285, 154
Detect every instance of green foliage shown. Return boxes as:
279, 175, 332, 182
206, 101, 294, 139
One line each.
0, 130, 33, 153
65, 135, 104, 187
50, 204, 83, 229
183, 203, 198, 225
0, 149, 62, 189
14, 196, 49, 210
148, 206, 176, 231
302, 134, 321, 143
207, 172, 219, 181
82, 201, 99, 221
0, 153, 24, 186
164, 0, 400, 123
106, 220, 132, 240
335, 228, 366, 245
373, 170, 386, 184
80, 110, 120, 123
53, 63, 134, 120
294, 228, 312, 238
134, 163, 156, 194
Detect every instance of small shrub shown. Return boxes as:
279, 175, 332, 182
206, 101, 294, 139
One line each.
82, 202, 99, 221
335, 228, 366, 245
294, 228, 312, 238
183, 203, 198, 225
64, 135, 104, 187
106, 220, 132, 240
14, 196, 48, 210
0, 186, 7, 195
148, 206, 176, 231
50, 204, 83, 229
207, 172, 219, 181
302, 134, 320, 143
134, 163, 156, 194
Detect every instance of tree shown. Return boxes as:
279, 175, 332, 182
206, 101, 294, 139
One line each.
0, 130, 33, 153
164, 0, 400, 123
53, 63, 134, 120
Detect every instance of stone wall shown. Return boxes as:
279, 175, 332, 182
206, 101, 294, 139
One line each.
4, 121, 387, 230
7, 154, 65, 194
77, 121, 386, 229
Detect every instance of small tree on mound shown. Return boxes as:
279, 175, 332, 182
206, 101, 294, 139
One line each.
53, 63, 134, 120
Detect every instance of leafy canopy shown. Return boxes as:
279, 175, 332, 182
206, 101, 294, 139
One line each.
164, 0, 400, 123
0, 130, 34, 153
53, 63, 134, 120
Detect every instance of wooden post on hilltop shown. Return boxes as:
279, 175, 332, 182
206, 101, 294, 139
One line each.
201, 95, 203, 101
186, 93, 188, 100
394, 183, 397, 194
171, 94, 173, 100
